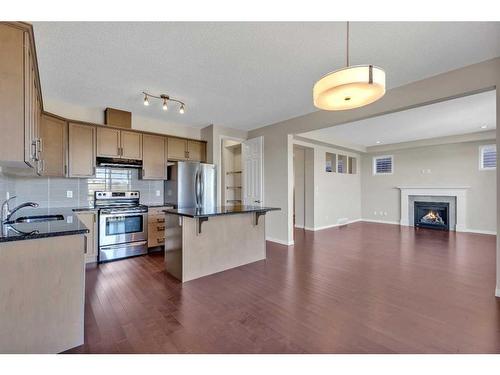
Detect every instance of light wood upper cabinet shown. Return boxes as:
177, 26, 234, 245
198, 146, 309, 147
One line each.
0, 23, 42, 171
167, 138, 188, 160
40, 114, 67, 177
68, 123, 95, 177
142, 134, 166, 180
96, 127, 120, 158
187, 140, 205, 162
120, 131, 142, 160
97, 127, 142, 160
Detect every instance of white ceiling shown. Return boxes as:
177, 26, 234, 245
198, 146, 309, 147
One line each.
32, 22, 500, 130
298, 90, 496, 150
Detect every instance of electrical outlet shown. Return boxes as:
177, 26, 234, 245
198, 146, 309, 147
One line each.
66, 190, 73, 198
156, 190, 161, 197
374, 211, 377, 216
67, 215, 73, 224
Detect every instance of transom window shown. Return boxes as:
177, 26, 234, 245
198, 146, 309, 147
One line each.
373, 155, 393, 175
480, 144, 496, 170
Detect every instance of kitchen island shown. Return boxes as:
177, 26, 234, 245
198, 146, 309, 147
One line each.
163, 205, 280, 282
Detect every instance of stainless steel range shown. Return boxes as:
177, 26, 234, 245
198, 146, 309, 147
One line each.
95, 191, 148, 262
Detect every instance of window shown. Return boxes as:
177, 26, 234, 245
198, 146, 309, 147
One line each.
337, 155, 347, 174
348, 157, 357, 174
373, 155, 393, 175
480, 144, 496, 170
325, 152, 336, 172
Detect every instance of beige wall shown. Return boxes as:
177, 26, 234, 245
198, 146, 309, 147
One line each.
361, 140, 497, 233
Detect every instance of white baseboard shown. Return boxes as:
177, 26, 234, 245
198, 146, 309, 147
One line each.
361, 220, 497, 235
360, 218, 400, 225
465, 228, 497, 235
496, 288, 500, 298
309, 219, 362, 231
266, 237, 294, 246
294, 224, 304, 229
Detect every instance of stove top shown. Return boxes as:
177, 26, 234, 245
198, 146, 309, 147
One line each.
94, 191, 143, 211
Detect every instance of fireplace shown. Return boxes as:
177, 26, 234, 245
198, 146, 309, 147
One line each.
414, 201, 449, 230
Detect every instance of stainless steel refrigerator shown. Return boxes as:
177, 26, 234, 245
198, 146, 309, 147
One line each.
164, 161, 217, 209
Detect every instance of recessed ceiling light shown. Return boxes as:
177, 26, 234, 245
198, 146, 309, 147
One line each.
480, 125, 488, 129
375, 141, 381, 144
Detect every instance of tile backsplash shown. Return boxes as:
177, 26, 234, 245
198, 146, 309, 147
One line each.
0, 167, 163, 208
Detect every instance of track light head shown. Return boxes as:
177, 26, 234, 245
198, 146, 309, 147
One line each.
179, 104, 185, 114
143, 94, 149, 106
162, 99, 168, 111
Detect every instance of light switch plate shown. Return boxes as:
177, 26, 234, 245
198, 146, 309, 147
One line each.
67, 216, 73, 224
66, 190, 73, 198
156, 190, 161, 197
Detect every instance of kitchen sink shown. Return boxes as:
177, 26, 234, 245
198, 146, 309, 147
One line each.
7, 214, 64, 224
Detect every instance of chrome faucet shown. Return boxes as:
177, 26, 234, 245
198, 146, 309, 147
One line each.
1, 196, 39, 224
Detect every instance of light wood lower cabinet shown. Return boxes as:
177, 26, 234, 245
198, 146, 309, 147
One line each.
40, 113, 67, 176
76, 211, 98, 263
68, 123, 96, 177
0, 234, 85, 353
142, 134, 166, 179
148, 207, 168, 248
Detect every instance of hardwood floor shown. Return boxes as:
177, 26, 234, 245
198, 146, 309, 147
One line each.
65, 222, 500, 354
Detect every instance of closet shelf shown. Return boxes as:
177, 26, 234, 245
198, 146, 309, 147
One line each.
226, 170, 242, 174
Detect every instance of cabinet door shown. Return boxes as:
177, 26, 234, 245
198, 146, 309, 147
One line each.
142, 134, 166, 180
187, 140, 205, 162
76, 212, 97, 263
23, 32, 37, 168
121, 131, 142, 160
40, 114, 67, 177
96, 127, 120, 158
68, 123, 95, 177
167, 138, 187, 160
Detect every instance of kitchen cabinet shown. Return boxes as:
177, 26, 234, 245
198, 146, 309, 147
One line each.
167, 137, 188, 160
148, 207, 168, 248
167, 138, 206, 161
68, 123, 96, 177
120, 131, 142, 160
96, 127, 120, 158
39, 114, 67, 177
187, 140, 206, 162
0, 23, 42, 172
97, 127, 142, 160
142, 134, 167, 180
76, 211, 98, 263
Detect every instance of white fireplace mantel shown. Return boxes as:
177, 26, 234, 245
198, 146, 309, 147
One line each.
396, 186, 469, 232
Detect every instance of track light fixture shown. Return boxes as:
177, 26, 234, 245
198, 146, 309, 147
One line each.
142, 91, 186, 114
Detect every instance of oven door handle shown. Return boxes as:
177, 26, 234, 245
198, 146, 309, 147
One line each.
100, 211, 147, 216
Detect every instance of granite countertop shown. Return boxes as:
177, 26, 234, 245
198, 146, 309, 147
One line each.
0, 207, 89, 243
164, 205, 280, 218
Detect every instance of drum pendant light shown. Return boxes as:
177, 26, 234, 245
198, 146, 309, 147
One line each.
313, 22, 386, 111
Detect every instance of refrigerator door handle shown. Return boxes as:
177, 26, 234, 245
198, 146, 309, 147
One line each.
195, 169, 202, 208
200, 169, 205, 208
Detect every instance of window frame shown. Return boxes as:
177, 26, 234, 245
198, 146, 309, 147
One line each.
372, 155, 394, 175
479, 144, 496, 171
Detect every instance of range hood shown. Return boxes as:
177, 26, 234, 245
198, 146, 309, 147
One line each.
96, 157, 143, 169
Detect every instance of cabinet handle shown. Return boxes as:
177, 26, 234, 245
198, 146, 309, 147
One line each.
84, 235, 88, 254
64, 165, 68, 176
38, 138, 43, 153
157, 238, 165, 243
31, 141, 37, 161
157, 226, 165, 231
41, 159, 45, 172
156, 218, 165, 223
